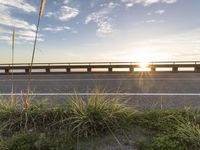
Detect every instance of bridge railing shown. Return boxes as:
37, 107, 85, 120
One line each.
0, 61, 200, 74
1, 61, 200, 66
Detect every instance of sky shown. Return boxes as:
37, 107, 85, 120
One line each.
0, 0, 200, 63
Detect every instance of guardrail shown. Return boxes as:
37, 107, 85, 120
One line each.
0, 61, 200, 74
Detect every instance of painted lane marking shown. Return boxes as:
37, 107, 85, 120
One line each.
1, 93, 200, 96
1, 78, 200, 82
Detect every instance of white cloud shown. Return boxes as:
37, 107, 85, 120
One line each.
147, 9, 165, 16
146, 19, 164, 23
136, 19, 164, 25
86, 14, 113, 37
96, 19, 113, 36
0, 35, 10, 41
0, 29, 44, 44
45, 1, 79, 21
85, 2, 119, 37
45, 12, 54, 18
43, 26, 71, 32
0, 1, 36, 30
16, 30, 44, 43
0, 0, 43, 44
126, 3, 134, 7
0, 13, 36, 31
155, 9, 165, 15
140, 28, 200, 60
58, 6, 79, 21
108, 2, 120, 9
0, 0, 36, 13
137, 0, 160, 6
162, 0, 177, 4
63, 0, 70, 4
121, 0, 177, 7
147, 12, 152, 15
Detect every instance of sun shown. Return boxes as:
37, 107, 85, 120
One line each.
134, 47, 153, 68
139, 61, 149, 68
124, 46, 167, 67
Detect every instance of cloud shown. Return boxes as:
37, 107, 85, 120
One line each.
147, 12, 152, 15
0, 0, 36, 13
63, 0, 70, 4
85, 2, 119, 37
136, 28, 200, 60
96, 19, 113, 36
0, 0, 43, 44
16, 30, 44, 43
136, 19, 164, 25
58, 6, 79, 21
147, 9, 165, 16
0, 27, 44, 44
121, 0, 177, 7
0, 13, 36, 31
45, 12, 54, 18
45, 1, 79, 21
162, 0, 177, 4
0, 35, 10, 41
155, 9, 165, 15
43, 26, 71, 32
146, 19, 164, 23
148, 28, 200, 45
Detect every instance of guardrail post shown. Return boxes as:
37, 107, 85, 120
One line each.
5, 68, 10, 74
25, 68, 30, 73
87, 67, 92, 73
67, 67, 71, 73
129, 66, 134, 72
46, 68, 50, 73
195, 66, 200, 72
172, 67, 178, 72
108, 67, 112, 73
151, 67, 156, 72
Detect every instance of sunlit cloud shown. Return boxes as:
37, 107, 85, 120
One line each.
162, 0, 177, 4
155, 9, 165, 15
120, 28, 200, 61
45, 1, 79, 21
63, 0, 70, 4
121, 0, 177, 7
58, 6, 79, 21
0, 0, 40, 44
43, 26, 71, 32
136, 19, 164, 25
85, 2, 119, 37
0, 13, 36, 31
0, 0, 36, 13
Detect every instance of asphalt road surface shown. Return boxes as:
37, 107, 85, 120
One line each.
1, 72, 200, 109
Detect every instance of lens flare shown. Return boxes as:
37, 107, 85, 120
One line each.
139, 61, 149, 68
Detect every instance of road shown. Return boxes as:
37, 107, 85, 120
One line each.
1, 72, 200, 109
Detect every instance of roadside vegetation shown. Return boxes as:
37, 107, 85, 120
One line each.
3, 0, 200, 149
0, 94, 200, 150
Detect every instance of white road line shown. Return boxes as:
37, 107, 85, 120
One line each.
0, 78, 200, 82
1, 93, 200, 96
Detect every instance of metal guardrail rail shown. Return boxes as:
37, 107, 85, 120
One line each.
0, 61, 200, 74
1, 61, 200, 66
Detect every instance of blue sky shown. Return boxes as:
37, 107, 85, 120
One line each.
0, 0, 200, 63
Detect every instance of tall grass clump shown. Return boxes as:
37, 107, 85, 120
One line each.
139, 122, 200, 150
68, 94, 135, 137
28, 0, 46, 93
0, 93, 135, 138
11, 28, 15, 103
0, 94, 136, 149
136, 109, 200, 150
176, 121, 200, 148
